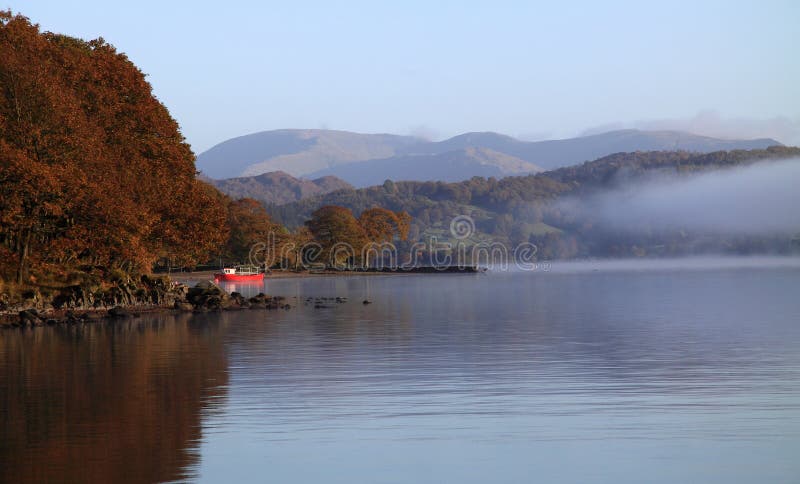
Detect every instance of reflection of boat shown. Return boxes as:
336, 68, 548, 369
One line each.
220, 280, 265, 297
213, 266, 264, 282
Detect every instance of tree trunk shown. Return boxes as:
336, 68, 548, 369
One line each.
16, 229, 31, 284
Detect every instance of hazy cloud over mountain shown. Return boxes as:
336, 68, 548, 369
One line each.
563, 158, 800, 235
406, 125, 440, 141
582, 111, 800, 147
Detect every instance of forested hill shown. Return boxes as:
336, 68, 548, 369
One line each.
540, 146, 800, 188
270, 146, 800, 257
208, 171, 353, 206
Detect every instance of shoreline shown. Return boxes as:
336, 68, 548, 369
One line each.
1, 266, 483, 329
166, 269, 403, 284
0, 292, 292, 329
165, 266, 486, 284
0, 304, 181, 328
166, 266, 487, 284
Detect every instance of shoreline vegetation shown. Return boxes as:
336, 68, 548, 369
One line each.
0, 266, 485, 329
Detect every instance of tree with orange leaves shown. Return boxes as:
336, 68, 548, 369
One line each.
0, 12, 228, 285
305, 206, 368, 267
359, 208, 411, 243
224, 197, 288, 266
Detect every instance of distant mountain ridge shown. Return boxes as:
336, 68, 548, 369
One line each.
208, 171, 353, 206
198, 129, 420, 180
305, 147, 545, 186
421, 129, 782, 171
196, 128, 782, 186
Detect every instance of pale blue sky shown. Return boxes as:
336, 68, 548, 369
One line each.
6, 0, 799, 152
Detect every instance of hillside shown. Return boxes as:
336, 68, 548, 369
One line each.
196, 129, 422, 179
209, 171, 353, 206
196, 128, 781, 186
429, 129, 781, 171
305, 147, 544, 187
270, 146, 800, 258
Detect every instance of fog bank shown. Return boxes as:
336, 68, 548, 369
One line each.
543, 256, 800, 274
568, 158, 800, 235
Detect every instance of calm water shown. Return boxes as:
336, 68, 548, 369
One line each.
2, 260, 800, 483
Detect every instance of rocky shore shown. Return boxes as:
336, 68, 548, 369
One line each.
0, 276, 290, 329
1, 266, 481, 329
165, 265, 487, 284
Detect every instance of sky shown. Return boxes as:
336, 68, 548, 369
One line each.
6, 0, 799, 153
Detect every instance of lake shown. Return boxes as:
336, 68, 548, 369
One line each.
2, 258, 800, 483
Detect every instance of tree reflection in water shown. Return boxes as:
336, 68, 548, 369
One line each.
0, 314, 229, 483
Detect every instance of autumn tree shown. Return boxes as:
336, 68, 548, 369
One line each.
305, 205, 367, 267
357, 208, 411, 267
359, 208, 411, 243
224, 197, 287, 266
282, 227, 314, 271
0, 12, 228, 285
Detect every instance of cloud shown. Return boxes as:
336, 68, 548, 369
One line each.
516, 130, 554, 142
407, 124, 441, 141
562, 158, 800, 235
581, 111, 800, 146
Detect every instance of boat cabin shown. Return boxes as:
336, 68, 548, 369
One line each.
221, 266, 260, 275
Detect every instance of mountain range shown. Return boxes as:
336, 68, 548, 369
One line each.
197, 128, 782, 187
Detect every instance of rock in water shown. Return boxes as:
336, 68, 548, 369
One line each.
109, 306, 133, 318
187, 281, 231, 310
18, 309, 42, 326
174, 301, 194, 312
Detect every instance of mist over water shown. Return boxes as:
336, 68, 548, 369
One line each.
564, 158, 800, 235
500, 256, 800, 274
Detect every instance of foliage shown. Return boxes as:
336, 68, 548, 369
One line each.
305, 206, 368, 266
223, 197, 288, 265
0, 12, 227, 284
359, 208, 411, 243
0, 12, 416, 283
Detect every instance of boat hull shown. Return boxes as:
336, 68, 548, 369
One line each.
213, 273, 264, 282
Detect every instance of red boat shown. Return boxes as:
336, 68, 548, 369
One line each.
213, 266, 264, 282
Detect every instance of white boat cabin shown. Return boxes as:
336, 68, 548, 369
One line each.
221, 266, 260, 275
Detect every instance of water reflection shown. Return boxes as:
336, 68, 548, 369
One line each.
198, 269, 800, 483
216, 280, 265, 298
2, 267, 800, 483
0, 314, 229, 483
